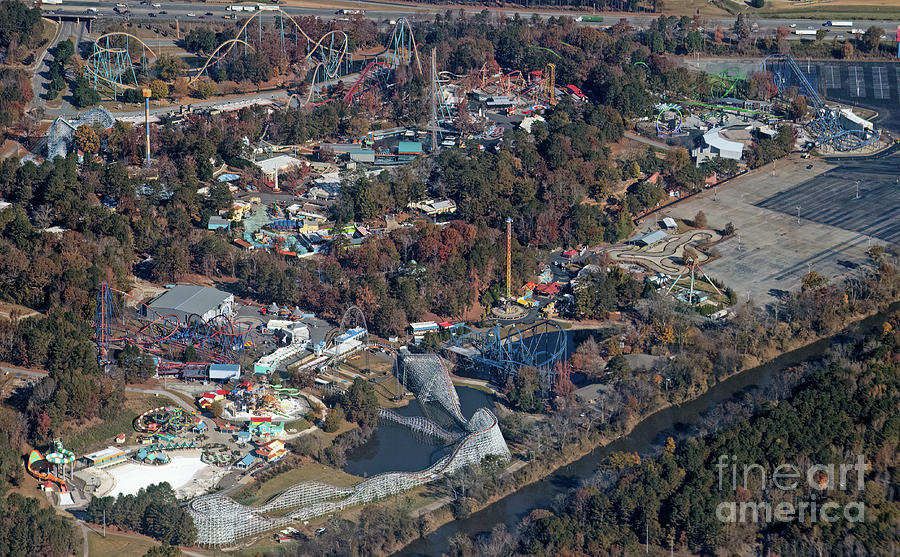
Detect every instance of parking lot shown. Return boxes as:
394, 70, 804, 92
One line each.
660, 154, 892, 306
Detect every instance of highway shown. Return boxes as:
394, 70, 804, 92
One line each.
41, 0, 899, 39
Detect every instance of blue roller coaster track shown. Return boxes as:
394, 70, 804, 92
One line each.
761, 54, 880, 152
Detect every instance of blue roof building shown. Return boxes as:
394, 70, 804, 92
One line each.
236, 453, 256, 469
397, 141, 423, 156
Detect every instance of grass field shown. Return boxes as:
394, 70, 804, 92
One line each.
86, 531, 162, 557
62, 394, 175, 454
234, 461, 362, 506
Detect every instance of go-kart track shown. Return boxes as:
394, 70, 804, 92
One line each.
604, 229, 724, 274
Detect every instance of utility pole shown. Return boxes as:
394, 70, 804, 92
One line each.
646, 522, 649, 553
103, 508, 106, 537
796, 205, 801, 225
855, 180, 860, 199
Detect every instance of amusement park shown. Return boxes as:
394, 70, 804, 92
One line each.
9, 2, 900, 553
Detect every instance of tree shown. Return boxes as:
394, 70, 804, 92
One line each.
208, 400, 224, 419
692, 210, 707, 228
861, 26, 884, 52
155, 55, 186, 81
815, 29, 827, 42
606, 354, 631, 378
115, 344, 156, 383
74, 124, 99, 154
191, 78, 217, 100
72, 76, 100, 108
149, 79, 169, 99
841, 41, 854, 59
323, 407, 344, 432
508, 366, 542, 412
143, 545, 182, 557
750, 0, 764, 7
344, 377, 378, 428
801, 270, 827, 291
723, 222, 735, 236
733, 14, 750, 41
790, 95, 807, 121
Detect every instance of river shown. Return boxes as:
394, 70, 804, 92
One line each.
396, 304, 898, 556
344, 387, 495, 477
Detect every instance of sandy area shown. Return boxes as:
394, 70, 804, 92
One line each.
103, 453, 217, 498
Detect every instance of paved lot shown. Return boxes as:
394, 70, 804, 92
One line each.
755, 151, 900, 244
658, 155, 888, 306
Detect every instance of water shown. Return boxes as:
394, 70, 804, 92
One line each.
396, 304, 898, 556
343, 387, 495, 477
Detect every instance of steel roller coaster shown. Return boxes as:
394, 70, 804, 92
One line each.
93, 282, 255, 365
86, 11, 422, 105
761, 53, 880, 151
84, 32, 157, 96
187, 11, 422, 106
446, 319, 566, 391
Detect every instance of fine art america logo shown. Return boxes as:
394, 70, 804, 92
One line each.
715, 454, 867, 524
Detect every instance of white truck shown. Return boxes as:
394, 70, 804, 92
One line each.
826, 21, 853, 27
793, 29, 817, 36
228, 5, 244, 11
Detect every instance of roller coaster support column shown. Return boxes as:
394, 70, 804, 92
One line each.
506, 217, 512, 300
143, 87, 151, 166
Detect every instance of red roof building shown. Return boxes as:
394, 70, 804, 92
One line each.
256, 440, 287, 462
535, 283, 560, 296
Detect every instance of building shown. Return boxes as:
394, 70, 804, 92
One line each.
519, 114, 546, 133
236, 431, 252, 445
147, 285, 234, 322
659, 217, 677, 231
838, 108, 874, 132
256, 439, 287, 462
192, 422, 208, 434
235, 453, 256, 469
407, 199, 457, 217
628, 230, 668, 247
209, 364, 241, 382
693, 126, 746, 164
254, 155, 305, 180
84, 446, 129, 468
207, 216, 231, 231
397, 141, 423, 157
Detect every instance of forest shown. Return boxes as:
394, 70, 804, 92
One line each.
446, 311, 900, 556
86, 483, 196, 545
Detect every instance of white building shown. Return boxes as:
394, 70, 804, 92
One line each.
254, 155, 305, 180
693, 126, 746, 164
147, 285, 235, 322
838, 108, 874, 132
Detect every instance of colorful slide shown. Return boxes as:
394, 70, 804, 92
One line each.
27, 450, 69, 493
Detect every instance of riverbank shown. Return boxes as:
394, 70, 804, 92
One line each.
392, 299, 900, 556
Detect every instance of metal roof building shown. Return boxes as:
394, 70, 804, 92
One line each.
209, 364, 241, 381
629, 230, 668, 247
148, 285, 235, 322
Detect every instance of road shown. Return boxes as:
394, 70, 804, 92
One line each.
624, 131, 674, 151
31, 20, 88, 112
42, 1, 899, 40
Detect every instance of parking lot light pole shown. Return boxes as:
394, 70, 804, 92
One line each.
855, 180, 860, 199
